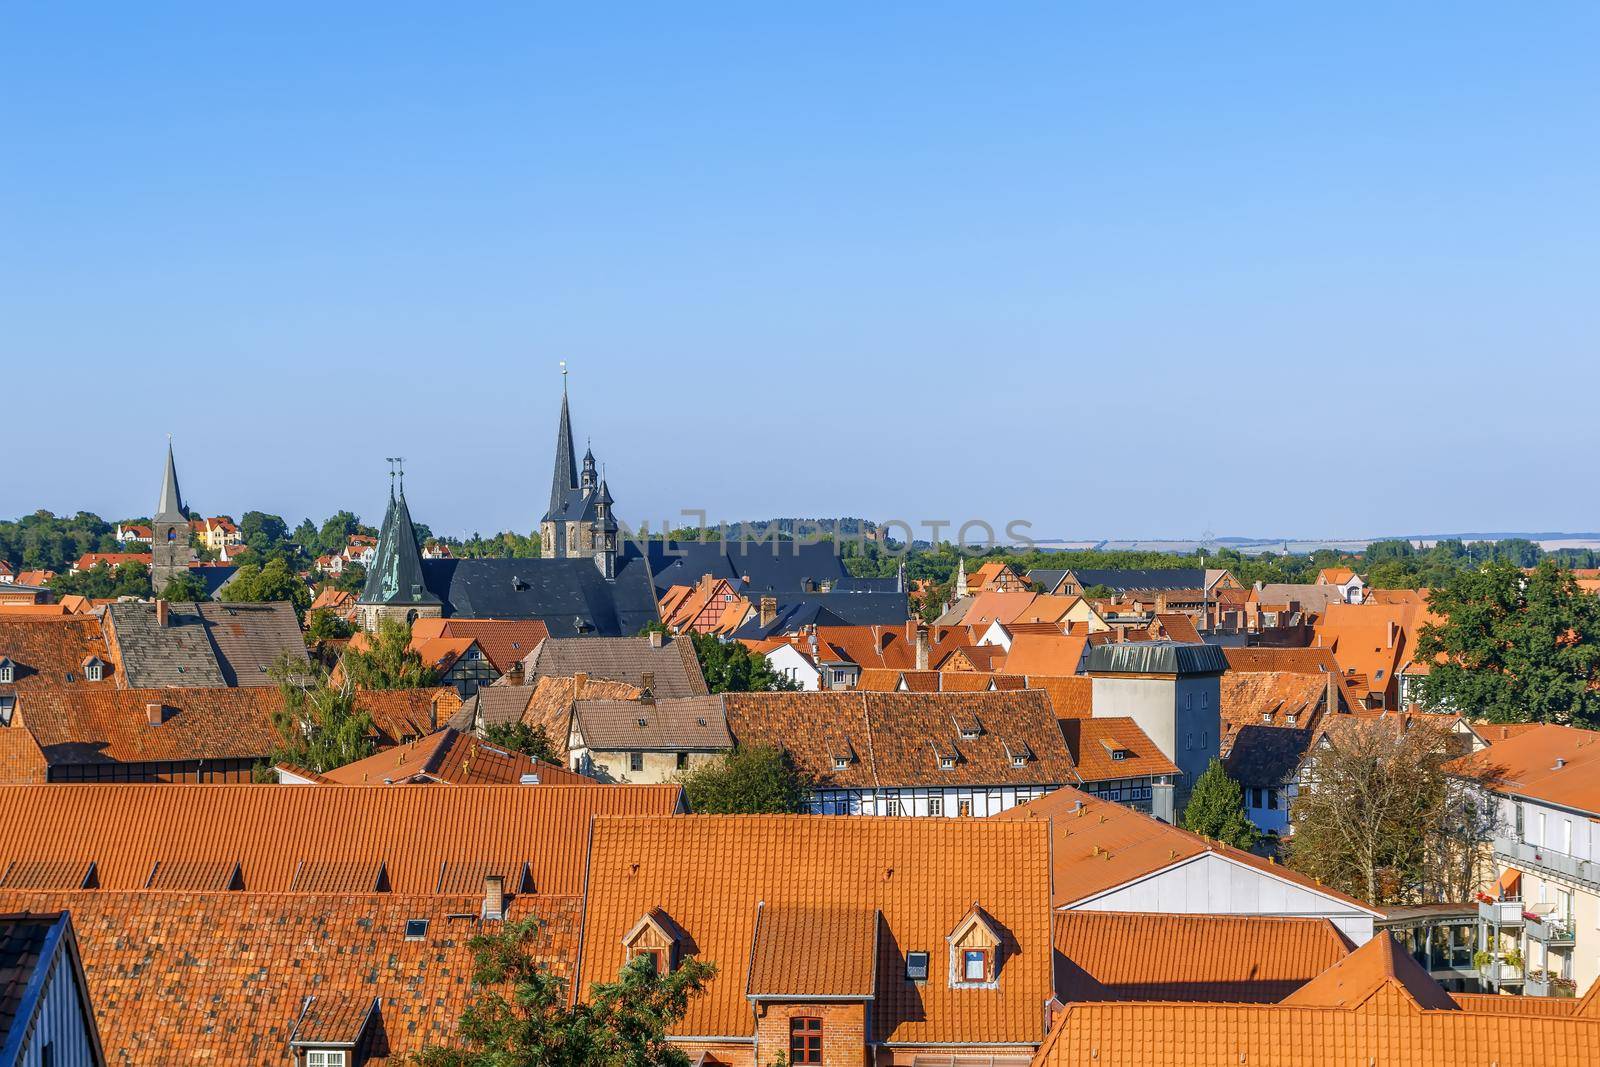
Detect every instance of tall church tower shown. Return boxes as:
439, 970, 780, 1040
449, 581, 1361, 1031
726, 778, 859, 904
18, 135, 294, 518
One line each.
150, 440, 195, 595
356, 465, 442, 631
539, 366, 619, 578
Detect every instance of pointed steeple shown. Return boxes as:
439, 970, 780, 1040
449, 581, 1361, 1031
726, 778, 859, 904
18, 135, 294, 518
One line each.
155, 439, 186, 522
955, 557, 969, 598
360, 466, 439, 610
545, 371, 580, 522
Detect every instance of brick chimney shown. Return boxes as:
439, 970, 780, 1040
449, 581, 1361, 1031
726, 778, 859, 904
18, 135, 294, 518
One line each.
914, 623, 930, 671
647, 629, 664, 649
1386, 620, 1398, 648
155, 599, 169, 627
759, 596, 778, 628
573, 671, 588, 700
482, 874, 505, 921
145, 702, 166, 726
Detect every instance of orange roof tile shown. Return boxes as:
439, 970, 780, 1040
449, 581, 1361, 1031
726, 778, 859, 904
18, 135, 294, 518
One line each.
1022, 675, 1094, 719
722, 690, 1078, 788
409, 618, 551, 675
1059, 717, 1180, 782
16, 686, 283, 766
0, 889, 581, 1065
1002, 634, 1088, 676
1053, 911, 1351, 1003
0, 616, 115, 696
990, 785, 1378, 913
746, 904, 879, 999
1447, 723, 1600, 813
579, 815, 1055, 1046
0, 782, 680, 895
317, 727, 595, 786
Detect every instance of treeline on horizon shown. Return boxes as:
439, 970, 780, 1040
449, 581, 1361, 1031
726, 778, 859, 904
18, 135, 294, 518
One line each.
7, 508, 1599, 596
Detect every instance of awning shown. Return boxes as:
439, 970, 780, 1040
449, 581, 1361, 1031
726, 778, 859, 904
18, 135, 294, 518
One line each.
1497, 867, 1522, 897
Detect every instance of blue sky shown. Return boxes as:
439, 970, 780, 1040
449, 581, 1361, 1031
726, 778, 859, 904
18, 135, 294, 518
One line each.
3, 4, 1597, 542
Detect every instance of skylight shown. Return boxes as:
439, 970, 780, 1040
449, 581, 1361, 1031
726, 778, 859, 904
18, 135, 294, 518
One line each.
905, 951, 930, 980
404, 919, 429, 940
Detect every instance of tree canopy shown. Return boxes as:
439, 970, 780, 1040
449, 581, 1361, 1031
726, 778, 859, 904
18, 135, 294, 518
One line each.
266, 654, 376, 774
689, 633, 798, 693
1180, 759, 1259, 850
678, 744, 809, 814
48, 560, 151, 599
341, 616, 439, 690
157, 570, 212, 602
415, 919, 715, 1067
1416, 560, 1600, 726
482, 721, 559, 765
221, 557, 312, 619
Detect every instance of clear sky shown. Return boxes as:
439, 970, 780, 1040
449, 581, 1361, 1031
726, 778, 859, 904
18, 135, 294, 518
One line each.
3, 3, 1597, 543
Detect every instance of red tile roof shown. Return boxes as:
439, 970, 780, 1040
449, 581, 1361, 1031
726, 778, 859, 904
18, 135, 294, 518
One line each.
0, 889, 581, 1065
1002, 634, 1088, 676
0, 617, 114, 696
409, 618, 551, 675
579, 815, 1055, 1046
1053, 911, 1351, 1003
0, 783, 680, 895
317, 727, 595, 786
16, 686, 283, 767
1058, 717, 1180, 782
1447, 723, 1600, 813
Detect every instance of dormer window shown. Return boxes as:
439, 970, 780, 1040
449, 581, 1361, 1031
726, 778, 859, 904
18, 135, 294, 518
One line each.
940, 756, 956, 771
905, 950, 930, 980
947, 906, 1002, 987
953, 713, 983, 740
82, 657, 104, 683
622, 908, 682, 975
1002, 740, 1032, 768
0, 697, 14, 727
0, 659, 12, 685
833, 756, 849, 771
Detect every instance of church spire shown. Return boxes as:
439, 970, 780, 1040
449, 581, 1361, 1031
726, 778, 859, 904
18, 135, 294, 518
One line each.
359, 460, 439, 620
546, 364, 579, 521
155, 437, 186, 522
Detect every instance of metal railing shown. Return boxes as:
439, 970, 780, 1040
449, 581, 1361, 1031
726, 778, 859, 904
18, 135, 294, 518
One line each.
1495, 836, 1600, 890
1526, 915, 1576, 946
1478, 899, 1524, 925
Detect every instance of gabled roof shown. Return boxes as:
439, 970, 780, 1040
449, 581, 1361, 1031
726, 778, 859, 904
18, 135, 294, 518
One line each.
408, 618, 551, 675
989, 785, 1379, 914
16, 686, 284, 767
0, 783, 680, 894
621, 539, 850, 597
1280, 932, 1458, 1011
1068, 568, 1206, 592
579, 815, 1054, 1045
522, 635, 708, 698
1053, 912, 1352, 1004
418, 556, 660, 636
0, 890, 580, 1065
106, 601, 309, 688
572, 695, 732, 752
1001, 634, 1087, 676
0, 616, 114, 695
1446, 723, 1600, 814
1058, 717, 1180, 783
722, 690, 1077, 788
316, 727, 594, 786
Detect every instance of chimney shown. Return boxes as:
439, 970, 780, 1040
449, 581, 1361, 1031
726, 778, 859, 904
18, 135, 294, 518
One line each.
759, 596, 778, 627
1326, 669, 1338, 714
914, 624, 930, 671
573, 671, 588, 700
145, 702, 166, 726
1386, 620, 1397, 648
482, 874, 505, 921
429, 692, 439, 732
155, 599, 169, 627
905, 618, 918, 644
648, 629, 664, 649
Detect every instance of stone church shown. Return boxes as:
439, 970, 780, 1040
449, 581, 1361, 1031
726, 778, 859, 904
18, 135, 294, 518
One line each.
356, 381, 657, 636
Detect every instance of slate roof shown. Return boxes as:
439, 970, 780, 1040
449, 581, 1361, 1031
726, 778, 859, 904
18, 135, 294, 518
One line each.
0, 890, 581, 1065
358, 489, 439, 609
0, 912, 57, 1041
727, 592, 910, 639
521, 635, 708, 698
1224, 724, 1316, 789
1027, 568, 1071, 594
721, 690, 1077, 788
579, 814, 1055, 1046
1053, 911, 1352, 1003
1069, 568, 1206, 592
106, 601, 309, 687
418, 556, 659, 636
572, 695, 731, 752
0, 783, 681, 894
622, 539, 850, 597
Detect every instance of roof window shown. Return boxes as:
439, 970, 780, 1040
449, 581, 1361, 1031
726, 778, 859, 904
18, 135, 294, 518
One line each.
404, 919, 429, 941
905, 950, 930, 981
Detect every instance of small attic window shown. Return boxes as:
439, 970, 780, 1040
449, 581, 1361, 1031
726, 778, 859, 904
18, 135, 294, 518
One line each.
1111, 749, 1128, 762
1261, 712, 1273, 724
905, 951, 930, 981
1011, 753, 1027, 768
833, 756, 849, 771
940, 756, 956, 771
0, 661, 13, 685
404, 919, 429, 940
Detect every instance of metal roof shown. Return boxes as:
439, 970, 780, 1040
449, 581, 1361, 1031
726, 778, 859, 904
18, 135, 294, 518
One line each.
1084, 641, 1228, 676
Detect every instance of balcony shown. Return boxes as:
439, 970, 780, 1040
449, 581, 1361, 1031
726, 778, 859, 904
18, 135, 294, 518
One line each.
1525, 970, 1579, 999
1526, 914, 1576, 947
1495, 836, 1600, 890
1478, 899, 1524, 925
1481, 959, 1524, 987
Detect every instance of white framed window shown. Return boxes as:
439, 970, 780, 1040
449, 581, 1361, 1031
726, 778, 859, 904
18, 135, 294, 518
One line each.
929, 795, 943, 817
307, 1052, 348, 1067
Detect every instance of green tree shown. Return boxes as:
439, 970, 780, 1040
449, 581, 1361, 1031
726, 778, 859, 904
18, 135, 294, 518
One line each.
305, 608, 355, 643
267, 654, 376, 773
222, 557, 312, 619
415, 919, 715, 1067
317, 510, 367, 556
158, 570, 212, 602
690, 633, 798, 693
1180, 759, 1259, 850
483, 721, 558, 764
49, 560, 152, 599
341, 616, 438, 690
679, 745, 809, 814
1416, 560, 1600, 725
332, 561, 367, 593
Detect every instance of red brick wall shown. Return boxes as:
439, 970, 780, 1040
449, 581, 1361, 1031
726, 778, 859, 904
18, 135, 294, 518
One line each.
755, 1001, 866, 1067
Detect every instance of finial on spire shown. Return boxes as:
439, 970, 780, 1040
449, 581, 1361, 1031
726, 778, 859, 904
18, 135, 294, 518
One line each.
386, 457, 399, 499
561, 360, 568, 395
